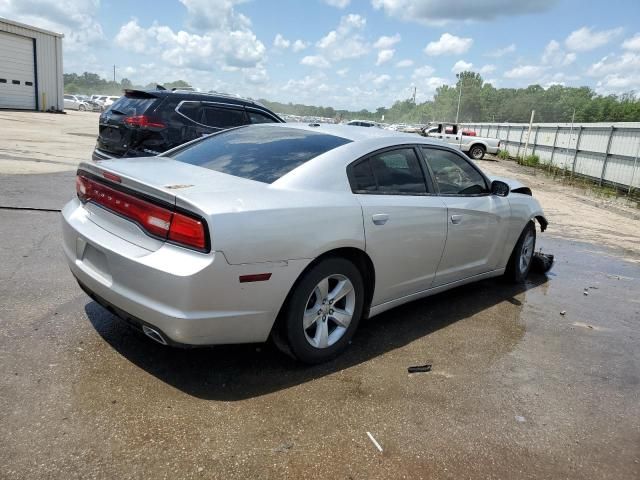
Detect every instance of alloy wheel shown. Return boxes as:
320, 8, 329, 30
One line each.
303, 274, 356, 349
519, 230, 535, 274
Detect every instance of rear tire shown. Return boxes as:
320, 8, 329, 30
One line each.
468, 144, 485, 160
505, 221, 536, 283
281, 258, 364, 364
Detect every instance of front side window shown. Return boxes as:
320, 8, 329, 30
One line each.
350, 148, 428, 195
422, 147, 488, 195
166, 125, 352, 183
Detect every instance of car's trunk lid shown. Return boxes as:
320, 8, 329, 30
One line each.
77, 157, 267, 251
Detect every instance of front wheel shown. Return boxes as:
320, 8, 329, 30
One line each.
78, 104, 86, 111
281, 258, 365, 364
469, 144, 485, 160
505, 221, 536, 283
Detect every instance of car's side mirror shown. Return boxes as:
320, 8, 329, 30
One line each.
491, 180, 510, 197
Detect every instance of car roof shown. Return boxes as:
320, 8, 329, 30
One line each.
126, 88, 268, 109
268, 122, 442, 144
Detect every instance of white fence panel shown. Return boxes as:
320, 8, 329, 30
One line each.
461, 122, 640, 189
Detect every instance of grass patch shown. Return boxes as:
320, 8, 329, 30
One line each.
518, 154, 540, 167
497, 149, 510, 160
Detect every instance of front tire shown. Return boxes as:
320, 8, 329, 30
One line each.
505, 221, 536, 283
469, 144, 485, 160
282, 258, 365, 364
78, 104, 86, 111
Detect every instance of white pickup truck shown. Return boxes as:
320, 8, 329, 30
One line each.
422, 123, 500, 160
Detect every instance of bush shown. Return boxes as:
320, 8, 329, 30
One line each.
523, 154, 540, 166
517, 154, 539, 167
497, 149, 510, 160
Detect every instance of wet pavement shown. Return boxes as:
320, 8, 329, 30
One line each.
1, 205, 639, 479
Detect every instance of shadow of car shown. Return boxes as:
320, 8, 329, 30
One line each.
84, 273, 549, 401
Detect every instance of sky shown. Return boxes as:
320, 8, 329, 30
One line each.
1, 0, 640, 110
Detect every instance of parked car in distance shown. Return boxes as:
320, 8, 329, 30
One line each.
93, 89, 284, 160
422, 123, 500, 159
64, 94, 92, 111
346, 120, 381, 128
77, 95, 104, 112
102, 96, 121, 109
63, 123, 548, 363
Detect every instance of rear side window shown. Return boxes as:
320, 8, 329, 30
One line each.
350, 148, 428, 195
202, 107, 247, 128
167, 125, 351, 183
248, 110, 277, 124
110, 96, 154, 115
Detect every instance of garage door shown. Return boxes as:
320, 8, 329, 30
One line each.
0, 31, 36, 110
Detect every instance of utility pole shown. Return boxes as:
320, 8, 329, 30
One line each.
113, 65, 116, 83
455, 79, 463, 124
412, 86, 416, 104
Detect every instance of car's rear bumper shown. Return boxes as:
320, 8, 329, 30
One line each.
61, 198, 310, 346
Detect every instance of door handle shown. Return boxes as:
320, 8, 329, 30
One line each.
450, 214, 463, 224
372, 214, 389, 225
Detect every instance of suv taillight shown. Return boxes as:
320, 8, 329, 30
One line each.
76, 173, 207, 251
123, 115, 166, 129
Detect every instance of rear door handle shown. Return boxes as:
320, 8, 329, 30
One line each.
450, 214, 463, 224
372, 214, 389, 225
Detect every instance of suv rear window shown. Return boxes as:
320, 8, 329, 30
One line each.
166, 125, 351, 183
109, 96, 155, 115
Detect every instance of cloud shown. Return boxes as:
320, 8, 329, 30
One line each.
178, 0, 252, 32
373, 33, 401, 49
372, 0, 558, 25
323, 0, 350, 8
452, 60, 473, 73
292, 39, 308, 52
486, 43, 516, 57
376, 49, 395, 66
412, 65, 435, 80
300, 55, 331, 68
425, 33, 473, 56
542, 40, 576, 66
395, 59, 414, 68
114, 18, 266, 71
273, 33, 290, 49
565, 26, 623, 52
587, 52, 640, 77
0, 0, 104, 53
504, 65, 547, 79
622, 33, 640, 51
273, 34, 308, 52
479, 64, 496, 75
316, 14, 369, 61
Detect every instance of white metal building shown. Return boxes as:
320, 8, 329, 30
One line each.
0, 17, 63, 111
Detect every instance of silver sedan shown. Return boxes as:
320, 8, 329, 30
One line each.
62, 124, 548, 363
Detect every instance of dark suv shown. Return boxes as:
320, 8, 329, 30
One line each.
93, 89, 284, 160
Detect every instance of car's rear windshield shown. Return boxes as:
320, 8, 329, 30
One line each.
109, 96, 156, 115
166, 125, 352, 183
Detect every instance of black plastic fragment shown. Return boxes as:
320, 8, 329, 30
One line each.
408, 364, 432, 373
531, 252, 554, 273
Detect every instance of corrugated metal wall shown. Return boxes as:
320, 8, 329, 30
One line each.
462, 122, 640, 190
0, 19, 63, 111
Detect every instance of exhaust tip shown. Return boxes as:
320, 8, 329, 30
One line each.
142, 325, 168, 345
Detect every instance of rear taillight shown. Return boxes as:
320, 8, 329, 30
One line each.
123, 115, 166, 129
76, 173, 208, 251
